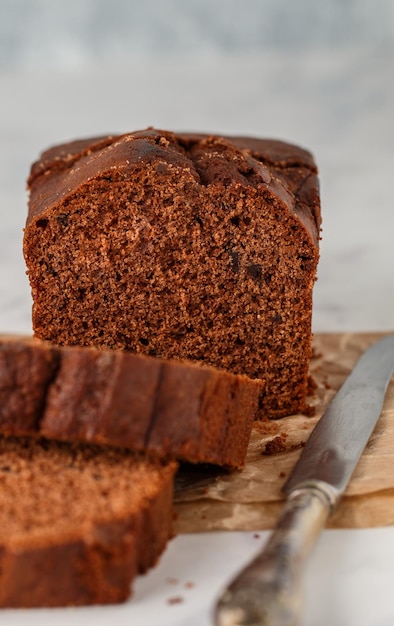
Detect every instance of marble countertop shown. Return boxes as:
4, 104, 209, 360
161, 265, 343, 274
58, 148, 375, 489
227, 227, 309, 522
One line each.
1, 45, 393, 625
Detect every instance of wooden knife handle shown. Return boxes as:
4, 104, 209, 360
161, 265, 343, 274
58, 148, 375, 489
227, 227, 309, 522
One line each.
214, 487, 331, 626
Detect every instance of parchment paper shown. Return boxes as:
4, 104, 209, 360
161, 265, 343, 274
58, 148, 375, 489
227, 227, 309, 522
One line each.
174, 332, 394, 532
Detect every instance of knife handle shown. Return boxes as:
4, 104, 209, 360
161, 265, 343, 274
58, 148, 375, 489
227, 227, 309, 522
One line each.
214, 486, 332, 626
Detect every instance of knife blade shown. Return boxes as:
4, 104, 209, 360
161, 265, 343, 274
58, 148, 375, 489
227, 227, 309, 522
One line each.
214, 334, 394, 626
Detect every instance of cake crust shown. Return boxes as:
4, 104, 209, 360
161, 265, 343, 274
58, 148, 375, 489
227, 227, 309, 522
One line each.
0, 336, 260, 468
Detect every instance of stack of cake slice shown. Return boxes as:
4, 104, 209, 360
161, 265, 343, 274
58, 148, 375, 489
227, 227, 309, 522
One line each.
0, 129, 320, 607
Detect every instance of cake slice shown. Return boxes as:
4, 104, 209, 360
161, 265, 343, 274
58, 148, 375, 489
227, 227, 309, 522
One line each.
0, 336, 260, 468
0, 435, 176, 607
24, 128, 321, 417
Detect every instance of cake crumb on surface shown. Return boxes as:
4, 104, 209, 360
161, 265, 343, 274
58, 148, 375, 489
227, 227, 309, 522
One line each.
167, 596, 184, 605
185, 581, 195, 589
262, 433, 288, 455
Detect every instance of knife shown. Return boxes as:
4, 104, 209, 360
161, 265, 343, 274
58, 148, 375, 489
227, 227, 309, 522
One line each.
214, 334, 394, 626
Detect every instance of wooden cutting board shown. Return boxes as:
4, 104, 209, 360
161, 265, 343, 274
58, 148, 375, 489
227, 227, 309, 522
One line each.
174, 332, 394, 532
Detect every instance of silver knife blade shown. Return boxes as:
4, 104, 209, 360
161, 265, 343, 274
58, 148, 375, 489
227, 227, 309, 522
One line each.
283, 334, 394, 503
214, 334, 394, 626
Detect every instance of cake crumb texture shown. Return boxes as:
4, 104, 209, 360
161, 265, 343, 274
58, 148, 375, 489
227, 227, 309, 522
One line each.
24, 128, 321, 417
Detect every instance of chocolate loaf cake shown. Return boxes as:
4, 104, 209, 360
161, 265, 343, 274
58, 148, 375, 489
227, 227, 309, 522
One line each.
0, 435, 176, 607
24, 129, 321, 417
0, 336, 260, 468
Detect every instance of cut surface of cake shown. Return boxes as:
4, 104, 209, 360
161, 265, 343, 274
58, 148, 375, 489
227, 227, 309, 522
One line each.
0, 435, 176, 607
0, 335, 260, 468
24, 129, 321, 417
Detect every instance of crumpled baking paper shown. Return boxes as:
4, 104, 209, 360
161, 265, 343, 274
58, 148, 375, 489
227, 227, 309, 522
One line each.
174, 333, 394, 531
